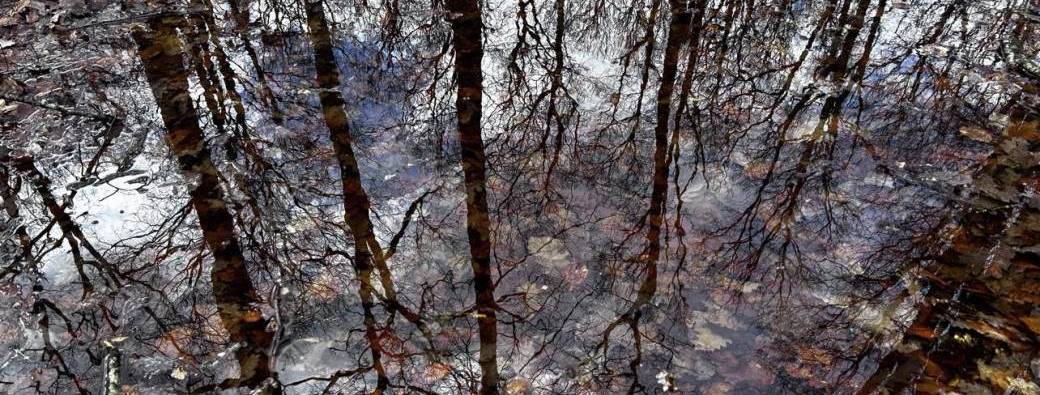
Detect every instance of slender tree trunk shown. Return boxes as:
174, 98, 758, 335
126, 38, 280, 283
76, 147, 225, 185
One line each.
302, 2, 391, 391
646, 0, 690, 267
1, 154, 123, 294
630, 0, 691, 316
185, 0, 229, 138
131, 18, 278, 392
303, 6, 437, 383
445, 0, 499, 392
192, 0, 252, 156
226, 0, 283, 123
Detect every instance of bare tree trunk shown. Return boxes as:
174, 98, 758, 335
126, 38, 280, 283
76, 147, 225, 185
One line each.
303, 2, 390, 391
1, 154, 123, 294
599, 4, 689, 391
225, 0, 283, 123
131, 18, 278, 392
445, 0, 499, 392
302, 8, 439, 390
621, 0, 691, 324
184, 0, 230, 138
646, 0, 690, 269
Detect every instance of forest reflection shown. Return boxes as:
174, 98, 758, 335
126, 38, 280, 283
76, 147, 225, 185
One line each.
0, 0, 1038, 393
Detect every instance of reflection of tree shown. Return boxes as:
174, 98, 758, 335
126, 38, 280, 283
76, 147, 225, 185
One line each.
0, 0, 1036, 392
712, 0, 880, 299
593, 1, 690, 392
444, 0, 501, 393
132, 16, 278, 392
859, 7, 1040, 393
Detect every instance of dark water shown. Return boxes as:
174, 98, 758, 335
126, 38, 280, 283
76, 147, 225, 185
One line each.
0, 0, 1038, 393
